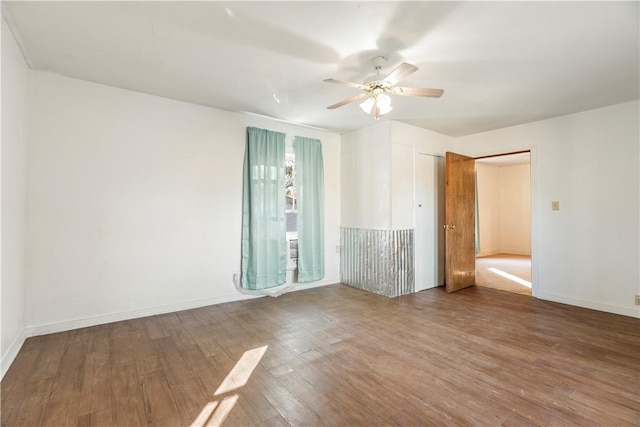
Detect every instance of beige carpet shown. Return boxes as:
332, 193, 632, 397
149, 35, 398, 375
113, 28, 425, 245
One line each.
476, 253, 532, 296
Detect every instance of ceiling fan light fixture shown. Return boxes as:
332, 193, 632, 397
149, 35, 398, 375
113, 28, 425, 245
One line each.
360, 94, 392, 118
360, 96, 375, 114
377, 94, 392, 115
325, 57, 442, 118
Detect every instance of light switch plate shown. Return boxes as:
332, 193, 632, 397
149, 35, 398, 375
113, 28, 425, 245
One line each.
551, 201, 560, 211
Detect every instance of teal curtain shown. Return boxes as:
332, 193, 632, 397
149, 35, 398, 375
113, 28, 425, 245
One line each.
241, 127, 287, 290
294, 136, 325, 282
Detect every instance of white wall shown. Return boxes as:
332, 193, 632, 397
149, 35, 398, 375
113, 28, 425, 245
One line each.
499, 164, 531, 255
456, 101, 640, 318
341, 120, 454, 230
390, 121, 453, 157
1, 19, 29, 377
25, 71, 341, 335
476, 163, 502, 256
341, 122, 392, 229
391, 143, 414, 229
476, 162, 531, 256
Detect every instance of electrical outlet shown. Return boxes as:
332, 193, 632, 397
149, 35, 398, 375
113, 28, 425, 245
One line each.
635, 295, 640, 306
336, 245, 341, 253
233, 273, 238, 283
551, 201, 560, 211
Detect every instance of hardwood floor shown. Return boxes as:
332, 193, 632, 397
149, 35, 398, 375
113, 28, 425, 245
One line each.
2, 284, 639, 426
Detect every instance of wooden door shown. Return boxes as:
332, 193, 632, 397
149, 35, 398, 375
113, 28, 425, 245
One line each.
445, 152, 476, 293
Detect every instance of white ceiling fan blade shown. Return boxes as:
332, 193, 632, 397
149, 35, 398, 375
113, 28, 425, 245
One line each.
393, 87, 444, 98
382, 63, 418, 85
327, 92, 369, 109
323, 78, 367, 90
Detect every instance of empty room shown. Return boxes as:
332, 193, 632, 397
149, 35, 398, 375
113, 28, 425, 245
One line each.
2, 2, 639, 426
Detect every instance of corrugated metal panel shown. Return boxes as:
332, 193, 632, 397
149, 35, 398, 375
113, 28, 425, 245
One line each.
340, 228, 414, 298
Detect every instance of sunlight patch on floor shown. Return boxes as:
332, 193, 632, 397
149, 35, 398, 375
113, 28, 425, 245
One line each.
488, 267, 532, 288
215, 345, 268, 395
191, 345, 268, 427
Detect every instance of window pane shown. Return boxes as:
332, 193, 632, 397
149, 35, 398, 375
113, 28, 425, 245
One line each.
285, 157, 297, 233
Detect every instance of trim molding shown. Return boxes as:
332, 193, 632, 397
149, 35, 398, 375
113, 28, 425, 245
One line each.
537, 292, 640, 318
24, 278, 339, 338
292, 278, 339, 292
1, 330, 27, 380
476, 249, 501, 257
477, 249, 531, 257
499, 248, 531, 256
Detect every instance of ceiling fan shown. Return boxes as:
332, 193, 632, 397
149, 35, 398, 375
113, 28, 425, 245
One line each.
324, 56, 444, 120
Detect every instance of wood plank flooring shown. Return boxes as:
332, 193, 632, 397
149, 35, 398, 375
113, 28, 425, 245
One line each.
2, 284, 639, 426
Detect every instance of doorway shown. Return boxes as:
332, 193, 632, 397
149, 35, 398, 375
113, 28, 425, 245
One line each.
475, 152, 532, 296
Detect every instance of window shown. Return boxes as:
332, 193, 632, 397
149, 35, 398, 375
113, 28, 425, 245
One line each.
285, 155, 297, 234
285, 154, 298, 266
240, 128, 323, 288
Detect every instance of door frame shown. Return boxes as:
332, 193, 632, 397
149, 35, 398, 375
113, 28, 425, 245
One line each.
473, 147, 538, 297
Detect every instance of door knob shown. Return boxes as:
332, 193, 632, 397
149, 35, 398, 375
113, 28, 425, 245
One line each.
444, 224, 456, 230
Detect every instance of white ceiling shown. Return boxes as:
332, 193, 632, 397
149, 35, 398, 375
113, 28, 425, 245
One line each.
3, 1, 638, 137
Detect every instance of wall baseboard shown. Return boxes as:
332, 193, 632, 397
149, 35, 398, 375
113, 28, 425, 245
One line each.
1, 330, 27, 380
477, 249, 531, 257
292, 278, 339, 292
476, 249, 500, 257
24, 278, 340, 338
500, 248, 531, 256
537, 292, 640, 318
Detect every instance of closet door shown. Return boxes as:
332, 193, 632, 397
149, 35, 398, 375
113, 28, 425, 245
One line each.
444, 152, 476, 293
415, 154, 438, 291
